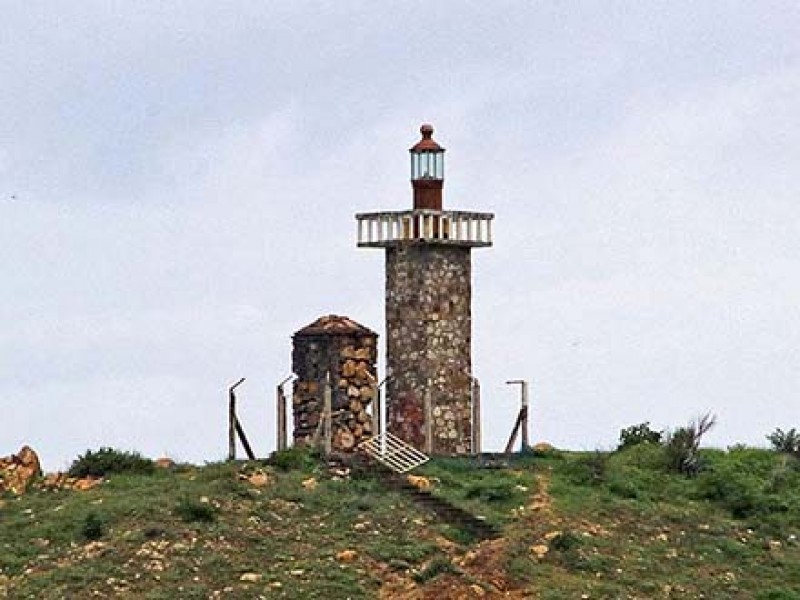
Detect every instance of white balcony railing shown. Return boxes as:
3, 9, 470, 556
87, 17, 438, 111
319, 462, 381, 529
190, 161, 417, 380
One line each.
356, 210, 494, 248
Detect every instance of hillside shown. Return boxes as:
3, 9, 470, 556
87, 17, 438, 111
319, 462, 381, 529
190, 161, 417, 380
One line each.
1, 446, 799, 599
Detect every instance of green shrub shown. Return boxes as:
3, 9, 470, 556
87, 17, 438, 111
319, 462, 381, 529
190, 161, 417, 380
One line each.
81, 512, 106, 541
618, 422, 663, 450
549, 530, 582, 551
268, 447, 319, 472
664, 414, 716, 476
767, 428, 800, 457
697, 468, 765, 518
175, 499, 217, 523
563, 452, 608, 486
68, 447, 155, 478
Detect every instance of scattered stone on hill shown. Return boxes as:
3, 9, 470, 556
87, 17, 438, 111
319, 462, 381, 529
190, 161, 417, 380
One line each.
239, 572, 261, 582
155, 457, 176, 469
73, 476, 103, 491
529, 544, 549, 560
38, 472, 104, 492
301, 477, 318, 490
533, 441, 555, 452
0, 446, 42, 494
336, 549, 358, 562
236, 465, 274, 488
406, 474, 435, 491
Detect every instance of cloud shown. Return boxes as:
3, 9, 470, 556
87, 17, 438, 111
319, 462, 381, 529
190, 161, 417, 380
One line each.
1, 4, 799, 467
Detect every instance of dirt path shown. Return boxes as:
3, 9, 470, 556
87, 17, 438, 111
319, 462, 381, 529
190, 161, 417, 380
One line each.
377, 473, 554, 599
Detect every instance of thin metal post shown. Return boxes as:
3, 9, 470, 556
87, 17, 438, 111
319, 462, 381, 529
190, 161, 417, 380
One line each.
276, 374, 293, 451
323, 372, 333, 456
506, 379, 530, 453
424, 389, 433, 454
371, 385, 380, 441
228, 378, 246, 461
471, 377, 482, 455
521, 380, 530, 450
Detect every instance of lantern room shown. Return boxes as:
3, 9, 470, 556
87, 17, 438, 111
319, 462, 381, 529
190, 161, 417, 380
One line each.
410, 124, 445, 210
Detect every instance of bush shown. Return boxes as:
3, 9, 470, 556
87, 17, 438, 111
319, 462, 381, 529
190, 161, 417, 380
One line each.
767, 428, 800, 457
81, 512, 106, 541
564, 452, 608, 486
618, 422, 663, 450
549, 530, 582, 551
268, 447, 319, 472
697, 468, 765, 518
175, 498, 217, 523
69, 447, 155, 478
664, 414, 716, 476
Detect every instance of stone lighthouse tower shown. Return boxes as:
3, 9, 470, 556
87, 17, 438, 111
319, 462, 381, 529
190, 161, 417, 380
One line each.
356, 125, 494, 455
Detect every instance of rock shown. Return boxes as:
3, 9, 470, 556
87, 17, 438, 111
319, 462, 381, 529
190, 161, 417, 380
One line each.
406, 475, 433, 491
0, 446, 42, 494
155, 457, 175, 469
301, 477, 318, 490
530, 544, 549, 560
470, 584, 486, 597
533, 442, 555, 453
335, 549, 358, 562
73, 477, 103, 491
41, 472, 68, 490
248, 471, 272, 487
239, 573, 261, 583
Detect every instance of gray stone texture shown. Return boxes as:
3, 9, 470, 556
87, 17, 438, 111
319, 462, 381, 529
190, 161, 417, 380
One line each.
385, 244, 473, 455
291, 316, 377, 451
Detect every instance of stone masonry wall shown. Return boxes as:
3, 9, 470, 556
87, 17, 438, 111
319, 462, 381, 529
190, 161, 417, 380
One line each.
385, 244, 473, 455
292, 316, 377, 452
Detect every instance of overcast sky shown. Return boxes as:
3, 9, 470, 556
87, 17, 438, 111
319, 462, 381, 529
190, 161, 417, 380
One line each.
2, 2, 799, 470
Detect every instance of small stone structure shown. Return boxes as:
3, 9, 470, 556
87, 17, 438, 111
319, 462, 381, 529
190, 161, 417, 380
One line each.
292, 315, 378, 451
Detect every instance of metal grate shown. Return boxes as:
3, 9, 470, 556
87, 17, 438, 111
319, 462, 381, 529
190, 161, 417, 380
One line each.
359, 432, 430, 473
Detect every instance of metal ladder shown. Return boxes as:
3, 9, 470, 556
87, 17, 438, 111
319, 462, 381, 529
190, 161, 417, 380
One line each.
359, 432, 429, 473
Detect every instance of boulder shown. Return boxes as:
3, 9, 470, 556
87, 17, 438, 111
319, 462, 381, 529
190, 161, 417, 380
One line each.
0, 446, 42, 494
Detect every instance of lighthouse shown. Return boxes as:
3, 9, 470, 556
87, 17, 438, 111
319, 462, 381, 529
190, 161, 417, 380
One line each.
356, 125, 494, 455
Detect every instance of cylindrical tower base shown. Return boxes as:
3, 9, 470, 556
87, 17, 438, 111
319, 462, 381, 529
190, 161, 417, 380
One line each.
385, 244, 473, 455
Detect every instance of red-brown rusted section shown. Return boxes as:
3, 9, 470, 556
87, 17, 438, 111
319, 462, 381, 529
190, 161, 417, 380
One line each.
413, 178, 444, 210
410, 123, 444, 152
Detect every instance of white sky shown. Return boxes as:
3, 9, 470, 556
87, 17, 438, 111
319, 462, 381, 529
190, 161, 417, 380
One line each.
2, 2, 799, 470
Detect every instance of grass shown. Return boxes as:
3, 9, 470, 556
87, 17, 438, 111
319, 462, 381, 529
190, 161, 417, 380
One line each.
1, 446, 799, 597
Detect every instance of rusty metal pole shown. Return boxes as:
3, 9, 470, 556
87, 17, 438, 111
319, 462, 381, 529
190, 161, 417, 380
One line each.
471, 377, 482, 455
521, 380, 530, 450
506, 379, 530, 452
228, 378, 246, 461
323, 372, 333, 456
371, 384, 380, 439
424, 389, 433, 454
276, 375, 293, 452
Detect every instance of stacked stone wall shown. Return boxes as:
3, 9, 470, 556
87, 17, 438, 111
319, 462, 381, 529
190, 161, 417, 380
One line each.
385, 244, 472, 454
292, 318, 377, 451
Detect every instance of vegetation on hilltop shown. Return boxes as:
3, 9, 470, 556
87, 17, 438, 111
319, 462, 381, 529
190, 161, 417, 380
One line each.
0, 430, 799, 598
